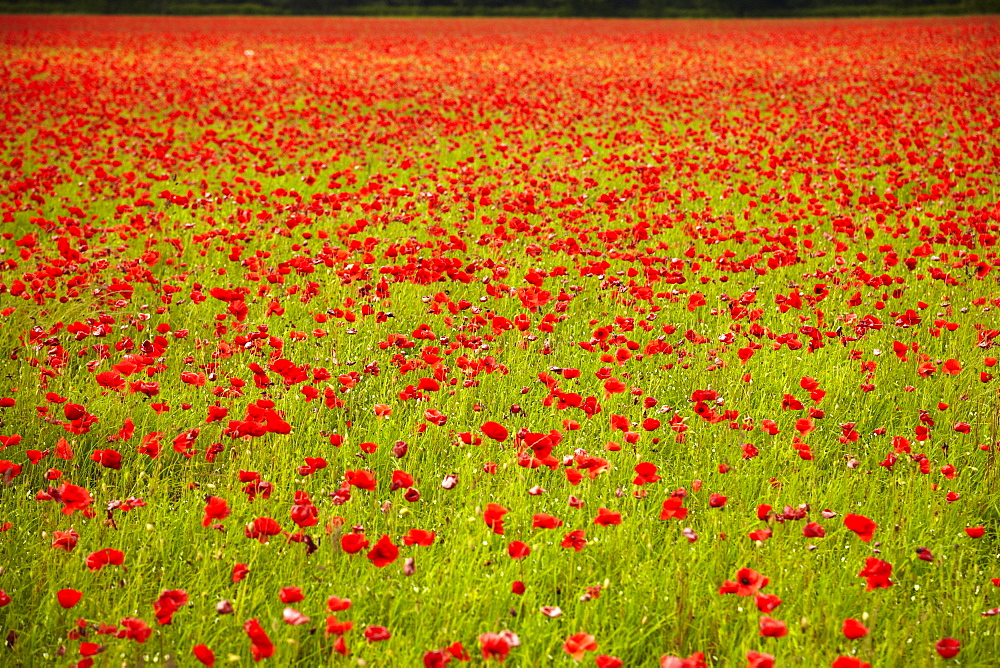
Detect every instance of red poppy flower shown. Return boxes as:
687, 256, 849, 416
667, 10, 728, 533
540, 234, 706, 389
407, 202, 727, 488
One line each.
593, 507, 622, 526
245, 517, 282, 543
941, 359, 962, 375
57, 483, 93, 516
86, 548, 124, 572
604, 378, 626, 395
243, 618, 274, 662
482, 421, 508, 442
844, 514, 877, 542
232, 563, 249, 583
96, 371, 126, 390
327, 596, 351, 611
563, 632, 598, 660
803, 522, 826, 538
858, 557, 893, 590
795, 418, 815, 436
279, 587, 304, 604
364, 625, 391, 642
90, 449, 122, 470
728, 568, 769, 597
935, 637, 960, 658
746, 652, 775, 668
633, 462, 661, 485
193, 644, 215, 667
63, 404, 86, 421
560, 530, 587, 552
423, 649, 450, 667
965, 526, 985, 538
758, 616, 788, 638
659, 496, 688, 520
843, 618, 869, 639
325, 615, 354, 636
345, 469, 376, 491
153, 589, 188, 625
831, 657, 870, 668
290, 501, 318, 528
52, 528, 80, 552
55, 437, 74, 460
659, 652, 707, 668
341, 533, 370, 554
202, 496, 230, 527
403, 529, 436, 546
417, 377, 439, 392
57, 588, 82, 609
484, 503, 508, 535
117, 617, 152, 643
478, 632, 511, 661
754, 593, 782, 613
423, 409, 448, 426
367, 534, 399, 567
80, 642, 105, 657
137, 432, 162, 459
507, 541, 530, 559
391, 469, 414, 490
130, 380, 160, 397
533, 513, 563, 529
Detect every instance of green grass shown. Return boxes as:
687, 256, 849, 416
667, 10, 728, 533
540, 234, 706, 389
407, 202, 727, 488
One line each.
1, 15, 999, 667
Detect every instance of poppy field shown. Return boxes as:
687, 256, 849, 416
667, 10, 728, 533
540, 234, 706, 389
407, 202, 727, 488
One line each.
1, 14, 999, 667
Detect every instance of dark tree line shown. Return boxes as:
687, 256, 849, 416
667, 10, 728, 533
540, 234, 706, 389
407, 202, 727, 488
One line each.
4, 0, 996, 18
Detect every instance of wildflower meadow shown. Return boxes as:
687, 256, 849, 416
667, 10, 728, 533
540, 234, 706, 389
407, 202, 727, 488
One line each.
0, 14, 998, 667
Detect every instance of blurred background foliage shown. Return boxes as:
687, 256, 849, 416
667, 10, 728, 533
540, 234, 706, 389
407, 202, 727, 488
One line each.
2, 0, 996, 18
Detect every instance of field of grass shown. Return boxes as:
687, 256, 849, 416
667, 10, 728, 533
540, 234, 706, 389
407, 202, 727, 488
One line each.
0, 14, 998, 667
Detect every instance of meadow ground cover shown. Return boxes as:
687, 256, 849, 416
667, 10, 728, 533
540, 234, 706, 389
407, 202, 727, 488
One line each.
0, 14, 999, 667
